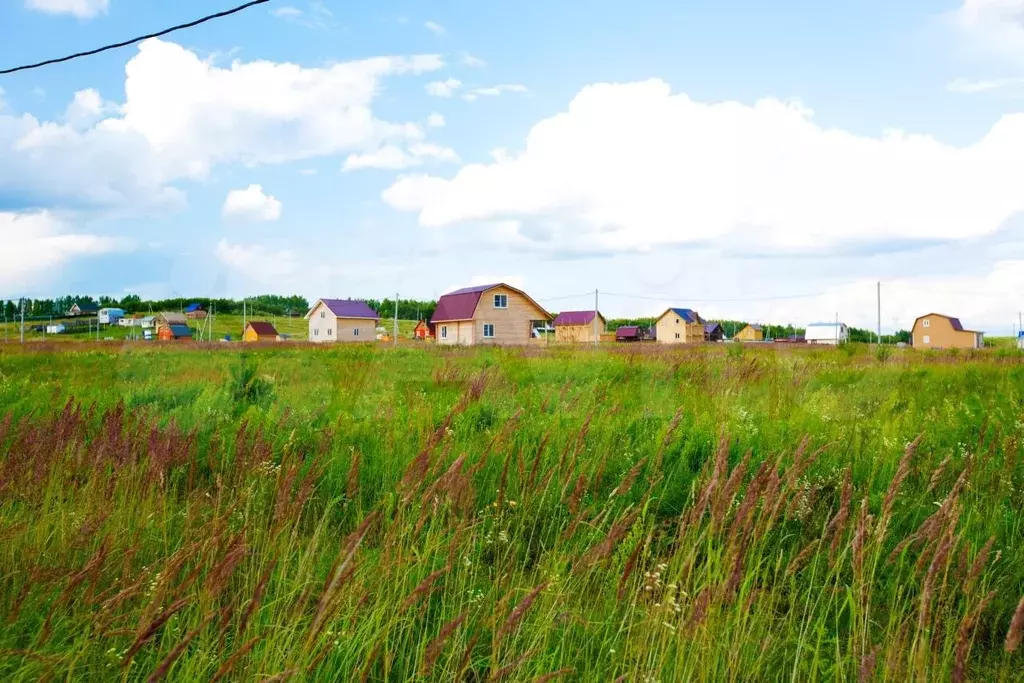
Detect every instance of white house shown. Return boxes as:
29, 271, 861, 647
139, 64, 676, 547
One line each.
118, 316, 155, 328
46, 323, 66, 335
99, 308, 125, 324
305, 298, 379, 343
805, 322, 849, 345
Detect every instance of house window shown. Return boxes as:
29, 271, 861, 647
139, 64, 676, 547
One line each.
676, 318, 680, 324
493, 294, 508, 309
922, 319, 929, 328
314, 328, 319, 337
320, 311, 325, 319
327, 328, 332, 336
483, 324, 495, 338
441, 326, 448, 339
675, 333, 680, 339
353, 328, 359, 336
923, 335, 930, 344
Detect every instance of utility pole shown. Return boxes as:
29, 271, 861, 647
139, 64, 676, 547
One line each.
393, 293, 398, 347
20, 298, 25, 344
835, 311, 839, 345
242, 298, 246, 335
593, 289, 599, 349
877, 281, 881, 345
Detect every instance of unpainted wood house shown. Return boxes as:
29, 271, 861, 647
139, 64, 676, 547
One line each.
552, 310, 606, 343
911, 313, 983, 350
655, 308, 705, 344
734, 324, 764, 342
306, 299, 379, 343
431, 283, 552, 346
243, 321, 280, 342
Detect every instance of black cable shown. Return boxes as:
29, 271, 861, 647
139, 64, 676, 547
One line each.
0, 0, 270, 76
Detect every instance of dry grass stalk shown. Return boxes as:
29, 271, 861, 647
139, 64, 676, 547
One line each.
237, 559, 277, 636
401, 566, 449, 613
122, 597, 191, 665
145, 612, 214, 682
1006, 595, 1024, 653
653, 407, 684, 471
210, 635, 263, 683
499, 582, 549, 640
617, 536, 645, 602
532, 668, 575, 682
712, 451, 750, 529
574, 509, 640, 574
686, 588, 711, 632
827, 468, 853, 563
857, 644, 879, 683
420, 610, 468, 676
952, 591, 995, 683
926, 455, 951, 495
489, 649, 535, 681
346, 449, 361, 500
260, 668, 299, 683
875, 435, 921, 545
786, 539, 820, 576
565, 474, 587, 515
611, 457, 648, 499
456, 634, 480, 679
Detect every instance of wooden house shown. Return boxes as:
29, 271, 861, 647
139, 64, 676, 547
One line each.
911, 313, 983, 350
615, 325, 648, 342
158, 323, 193, 341
704, 322, 724, 342
431, 283, 552, 346
654, 308, 705, 344
413, 320, 433, 340
734, 324, 764, 342
67, 301, 98, 317
243, 321, 279, 342
306, 299, 379, 343
552, 310, 606, 343
155, 312, 187, 336
184, 303, 208, 319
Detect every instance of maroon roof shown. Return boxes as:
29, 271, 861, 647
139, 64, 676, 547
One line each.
553, 310, 600, 326
315, 299, 379, 319
616, 325, 641, 339
247, 321, 278, 336
431, 283, 552, 323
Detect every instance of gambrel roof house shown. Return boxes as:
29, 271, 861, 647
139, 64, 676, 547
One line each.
431, 283, 552, 346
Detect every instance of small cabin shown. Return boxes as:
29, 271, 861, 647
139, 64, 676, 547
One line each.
184, 303, 208, 319
734, 324, 764, 342
615, 325, 647, 342
158, 324, 193, 341
414, 320, 433, 340
243, 321, 279, 342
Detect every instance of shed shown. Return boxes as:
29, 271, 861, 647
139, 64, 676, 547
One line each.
552, 310, 606, 343
805, 322, 849, 345
615, 325, 647, 342
243, 321, 279, 342
158, 324, 193, 341
98, 308, 125, 325
414, 320, 433, 340
704, 322, 724, 342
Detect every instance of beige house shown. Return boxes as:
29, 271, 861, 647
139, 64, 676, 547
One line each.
734, 324, 764, 342
655, 308, 705, 344
431, 283, 552, 346
552, 310, 606, 343
305, 299, 379, 343
911, 313, 983, 350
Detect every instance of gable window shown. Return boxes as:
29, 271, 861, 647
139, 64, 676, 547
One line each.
320, 311, 325, 319
923, 335, 930, 344
676, 318, 680, 324
922, 319, 930, 328
483, 324, 495, 338
493, 294, 508, 309
441, 326, 448, 339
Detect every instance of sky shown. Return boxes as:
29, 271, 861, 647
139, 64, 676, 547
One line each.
1, 0, 1024, 334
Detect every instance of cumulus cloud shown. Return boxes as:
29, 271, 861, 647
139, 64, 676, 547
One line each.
425, 20, 446, 35
460, 52, 487, 68
384, 79, 1024, 255
214, 239, 301, 281
947, 76, 1024, 93
25, 0, 108, 19
0, 211, 128, 290
343, 143, 459, 171
222, 185, 282, 222
0, 39, 446, 212
426, 113, 446, 128
952, 0, 1024, 63
270, 2, 334, 29
426, 78, 461, 97
462, 84, 528, 101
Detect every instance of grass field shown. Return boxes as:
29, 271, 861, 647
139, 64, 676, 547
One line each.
0, 342, 1022, 681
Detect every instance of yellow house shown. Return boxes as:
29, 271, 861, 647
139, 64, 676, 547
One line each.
655, 308, 705, 344
734, 324, 764, 342
431, 283, 552, 346
552, 310, 606, 343
911, 313, 983, 350
243, 321, 279, 342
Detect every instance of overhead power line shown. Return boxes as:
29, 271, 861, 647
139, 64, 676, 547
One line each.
0, 0, 270, 76
601, 290, 826, 303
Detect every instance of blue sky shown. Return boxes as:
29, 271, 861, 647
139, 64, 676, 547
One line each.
2, 0, 1024, 333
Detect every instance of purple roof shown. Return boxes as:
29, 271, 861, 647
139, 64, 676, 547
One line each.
948, 317, 964, 331
667, 308, 701, 323
431, 287, 492, 323
553, 310, 600, 326
704, 322, 721, 334
616, 325, 641, 339
316, 299, 379, 319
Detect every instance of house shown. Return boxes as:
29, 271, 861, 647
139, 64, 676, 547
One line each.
805, 322, 849, 345
734, 324, 764, 342
46, 323, 66, 335
67, 302, 98, 317
306, 299, 379, 343
119, 315, 155, 328
911, 313, 983, 350
704, 322, 724, 343
1018, 331, 1024, 350
243, 321, 279, 342
414, 320, 433, 340
552, 310, 606, 343
98, 308, 125, 325
431, 283, 552, 346
155, 312, 187, 336
158, 324, 193, 341
654, 308, 705, 344
184, 303, 207, 320
615, 325, 647, 342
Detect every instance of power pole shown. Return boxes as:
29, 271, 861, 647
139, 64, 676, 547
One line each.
877, 281, 881, 345
593, 289, 599, 349
20, 298, 25, 344
835, 311, 839, 345
393, 293, 398, 347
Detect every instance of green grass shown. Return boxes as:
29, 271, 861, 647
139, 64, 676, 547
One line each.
0, 343, 1022, 681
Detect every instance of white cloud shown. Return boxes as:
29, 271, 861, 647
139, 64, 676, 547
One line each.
0, 39, 446, 212
384, 79, 1024, 255
222, 185, 282, 222
271, 1, 334, 29
425, 20, 446, 35
426, 78, 462, 97
0, 211, 128, 290
426, 113, 446, 128
952, 0, 1024, 63
214, 239, 300, 281
298, 168, 317, 175
460, 52, 487, 68
343, 143, 459, 171
462, 84, 528, 101
25, 0, 108, 19
947, 76, 1024, 92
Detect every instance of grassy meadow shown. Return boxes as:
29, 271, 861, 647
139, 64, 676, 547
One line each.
0, 341, 1022, 681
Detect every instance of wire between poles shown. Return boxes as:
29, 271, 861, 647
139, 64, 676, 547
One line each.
0, 0, 271, 76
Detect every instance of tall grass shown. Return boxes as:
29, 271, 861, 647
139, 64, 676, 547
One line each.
0, 343, 1021, 681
